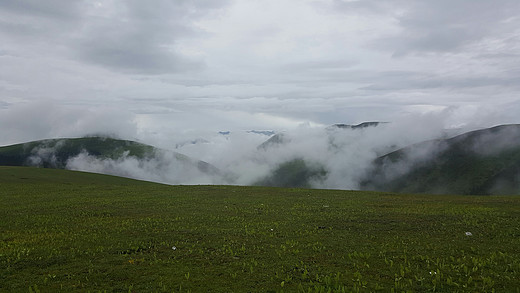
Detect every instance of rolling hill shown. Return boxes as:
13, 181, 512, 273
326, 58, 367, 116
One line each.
361, 124, 520, 195
0, 136, 223, 184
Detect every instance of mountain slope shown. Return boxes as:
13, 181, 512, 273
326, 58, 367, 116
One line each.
0, 137, 154, 167
0, 136, 222, 184
254, 158, 327, 188
361, 124, 520, 195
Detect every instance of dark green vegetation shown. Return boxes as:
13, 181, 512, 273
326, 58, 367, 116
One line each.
328, 122, 387, 130
0, 136, 218, 175
255, 158, 327, 188
0, 137, 154, 168
362, 124, 520, 195
2, 167, 519, 292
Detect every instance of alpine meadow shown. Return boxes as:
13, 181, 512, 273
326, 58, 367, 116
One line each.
1, 167, 520, 292
2, 0, 520, 292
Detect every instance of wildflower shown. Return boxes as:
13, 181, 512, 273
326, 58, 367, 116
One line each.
465, 232, 472, 236
172, 246, 177, 250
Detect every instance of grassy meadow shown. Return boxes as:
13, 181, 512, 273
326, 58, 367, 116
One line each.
1, 166, 519, 292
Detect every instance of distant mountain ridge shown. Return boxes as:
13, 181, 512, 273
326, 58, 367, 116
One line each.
327, 121, 387, 130
361, 124, 520, 195
0, 137, 222, 183
258, 121, 385, 151
0, 137, 153, 168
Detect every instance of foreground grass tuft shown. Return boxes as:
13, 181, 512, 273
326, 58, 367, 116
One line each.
1, 167, 519, 292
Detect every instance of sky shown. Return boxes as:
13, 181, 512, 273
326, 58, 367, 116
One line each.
1, 0, 520, 148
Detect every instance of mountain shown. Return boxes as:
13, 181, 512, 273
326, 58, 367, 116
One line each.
258, 122, 385, 151
247, 130, 276, 136
257, 133, 290, 150
0, 136, 222, 183
361, 124, 520, 195
254, 122, 387, 188
327, 121, 387, 130
0, 137, 151, 167
254, 158, 327, 188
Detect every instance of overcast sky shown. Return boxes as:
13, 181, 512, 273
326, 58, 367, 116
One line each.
1, 0, 520, 146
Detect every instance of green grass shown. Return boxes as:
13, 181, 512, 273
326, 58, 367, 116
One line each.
1, 167, 520, 292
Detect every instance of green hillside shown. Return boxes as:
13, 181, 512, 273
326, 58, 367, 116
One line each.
0, 136, 220, 177
1, 167, 519, 292
362, 124, 520, 195
255, 158, 327, 188
0, 137, 154, 168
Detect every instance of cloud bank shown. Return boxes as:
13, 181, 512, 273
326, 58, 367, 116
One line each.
65, 150, 219, 185
1, 0, 519, 137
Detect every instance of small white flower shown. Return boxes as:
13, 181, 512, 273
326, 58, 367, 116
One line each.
270, 228, 274, 231
465, 232, 473, 236
172, 246, 177, 250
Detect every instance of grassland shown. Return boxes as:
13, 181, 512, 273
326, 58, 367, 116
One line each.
1, 167, 519, 292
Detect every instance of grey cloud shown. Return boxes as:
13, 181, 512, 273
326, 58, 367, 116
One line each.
0, 0, 83, 39
360, 73, 520, 92
0, 102, 137, 146
388, 0, 520, 55
479, 53, 520, 60
75, 0, 228, 74
0, 0, 82, 20
333, 0, 520, 56
280, 60, 358, 72
329, 0, 404, 15
0, 100, 11, 109
77, 25, 204, 75
0, 0, 229, 75
0, 0, 519, 147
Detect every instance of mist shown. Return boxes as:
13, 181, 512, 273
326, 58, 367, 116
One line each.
4, 101, 518, 191
37, 111, 476, 190
189, 113, 463, 190
65, 150, 220, 185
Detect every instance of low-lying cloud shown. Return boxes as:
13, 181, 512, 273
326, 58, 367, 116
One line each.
66, 150, 219, 185
6, 102, 519, 191
152, 113, 468, 189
